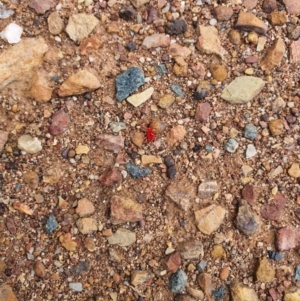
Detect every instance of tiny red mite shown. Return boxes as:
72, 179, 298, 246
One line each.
145, 127, 155, 142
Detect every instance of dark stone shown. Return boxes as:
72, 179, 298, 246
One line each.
167, 165, 177, 179
5, 162, 17, 170
0, 202, 6, 216
157, 64, 168, 76
147, 6, 159, 24
70, 260, 90, 275
119, 6, 137, 21
45, 214, 58, 234
241, 184, 256, 205
268, 250, 284, 261
166, 19, 187, 35
192, 145, 201, 152
61, 148, 69, 159
295, 265, 300, 280
235, 200, 259, 236
126, 41, 136, 52
126, 162, 152, 178
116, 67, 145, 101
164, 155, 175, 168
262, 0, 277, 13
170, 84, 184, 98
169, 269, 188, 293
212, 286, 226, 300
193, 89, 208, 100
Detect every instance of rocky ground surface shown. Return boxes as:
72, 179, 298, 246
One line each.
0, 0, 300, 300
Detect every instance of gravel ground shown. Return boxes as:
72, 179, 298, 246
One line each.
1, 0, 300, 300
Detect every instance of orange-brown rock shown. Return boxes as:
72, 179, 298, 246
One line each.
213, 6, 233, 21
235, 11, 268, 35
260, 38, 285, 70
269, 11, 287, 26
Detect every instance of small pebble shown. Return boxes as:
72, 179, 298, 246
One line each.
126, 41, 136, 51
169, 269, 188, 293
69, 282, 83, 292
170, 84, 184, 98
268, 250, 284, 261
209, 18, 217, 26
45, 214, 58, 234
196, 260, 207, 272
244, 124, 258, 140
224, 138, 239, 153
212, 286, 226, 300
126, 162, 152, 178
295, 265, 300, 280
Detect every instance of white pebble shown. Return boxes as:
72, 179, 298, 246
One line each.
209, 18, 217, 26
18, 134, 42, 154
0, 23, 23, 44
246, 144, 257, 159
54, 36, 61, 42
121, 170, 127, 178
56, 3, 62, 10
69, 283, 83, 292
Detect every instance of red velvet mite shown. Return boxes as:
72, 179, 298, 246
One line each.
145, 127, 155, 142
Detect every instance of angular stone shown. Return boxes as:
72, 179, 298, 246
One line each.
131, 131, 144, 148
269, 11, 287, 26
284, 287, 300, 301
210, 64, 227, 82
35, 261, 47, 278
18, 134, 42, 154
76, 198, 95, 217
235, 200, 260, 236
230, 282, 259, 301
213, 6, 233, 21
130, 0, 150, 8
241, 184, 256, 205
110, 195, 143, 224
75, 144, 89, 154
79, 36, 103, 55
0, 131, 8, 152
119, 6, 137, 21
235, 11, 268, 35
224, 138, 239, 153
246, 144, 257, 159
221, 76, 265, 104
142, 34, 170, 49
0, 37, 48, 91
23, 171, 39, 189
116, 67, 145, 101
59, 232, 78, 251
126, 162, 151, 178
131, 270, 153, 286
127, 87, 154, 107
198, 181, 218, 199
165, 19, 187, 36
196, 25, 226, 59
177, 240, 204, 260
13, 201, 33, 215
211, 244, 226, 260
262, 0, 277, 13
195, 103, 212, 122
158, 94, 175, 109
162, 251, 181, 273
197, 273, 212, 299
290, 40, 300, 63
0, 284, 18, 301
268, 119, 283, 136
272, 97, 286, 112
261, 194, 287, 221
58, 69, 101, 97
97, 135, 124, 153
288, 163, 300, 178
169, 43, 191, 59
195, 204, 226, 235
44, 49, 64, 63
260, 38, 285, 70
76, 217, 98, 234
256, 257, 275, 282
28, 69, 52, 102
166, 125, 187, 147
107, 228, 136, 247
65, 13, 99, 42
49, 109, 70, 136
277, 227, 299, 251
48, 12, 64, 35
165, 178, 195, 211
99, 166, 122, 186
283, 0, 300, 15
29, 0, 55, 14
141, 155, 162, 164
169, 270, 188, 293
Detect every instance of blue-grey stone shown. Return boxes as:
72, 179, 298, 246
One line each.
169, 269, 188, 293
295, 265, 300, 280
116, 67, 145, 101
157, 64, 167, 76
212, 286, 226, 300
70, 260, 90, 275
224, 138, 239, 153
268, 250, 284, 261
126, 162, 152, 179
170, 84, 184, 98
244, 124, 258, 141
205, 145, 213, 153
69, 282, 83, 292
196, 260, 207, 272
45, 214, 58, 234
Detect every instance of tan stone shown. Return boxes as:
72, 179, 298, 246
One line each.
35, 261, 47, 278
130, 0, 150, 8
235, 11, 268, 35
23, 171, 39, 189
230, 282, 259, 301
131, 131, 144, 148
75, 144, 90, 154
256, 257, 275, 282
76, 217, 98, 234
210, 64, 227, 82
269, 11, 287, 26
197, 273, 212, 299
44, 49, 64, 63
142, 34, 170, 49
110, 195, 143, 224
0, 284, 18, 301
48, 11, 64, 35
196, 25, 226, 59
58, 69, 101, 97
166, 125, 187, 146
84, 237, 96, 252
28, 69, 52, 102
220, 266, 230, 280
59, 233, 78, 251
169, 43, 191, 58
107, 22, 119, 33
0, 131, 8, 152
284, 287, 300, 301
195, 204, 226, 235
131, 270, 153, 286
288, 163, 300, 178
158, 94, 175, 109
260, 38, 285, 70
79, 36, 103, 55
141, 155, 162, 164
228, 29, 241, 45
213, 6, 233, 21
13, 201, 33, 215
268, 119, 284, 136
211, 244, 226, 260
177, 240, 204, 260
76, 198, 95, 217
247, 31, 258, 44
127, 87, 154, 107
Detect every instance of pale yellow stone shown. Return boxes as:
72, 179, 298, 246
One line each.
141, 155, 162, 164
127, 87, 154, 107
75, 144, 90, 154
288, 163, 300, 178
13, 201, 33, 215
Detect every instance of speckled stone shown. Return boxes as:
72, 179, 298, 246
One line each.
169, 269, 188, 293
224, 138, 239, 153
244, 124, 258, 140
126, 162, 152, 178
45, 214, 58, 234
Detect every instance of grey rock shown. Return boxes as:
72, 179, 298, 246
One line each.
235, 200, 260, 236
295, 265, 300, 280
244, 124, 258, 140
119, 6, 137, 21
107, 228, 136, 247
45, 214, 58, 234
170, 84, 184, 98
69, 282, 83, 292
70, 260, 90, 275
212, 286, 226, 300
221, 76, 265, 104
197, 260, 207, 272
166, 19, 187, 35
126, 162, 152, 178
268, 250, 284, 261
177, 240, 204, 260
116, 67, 145, 101
169, 269, 188, 293
224, 138, 238, 153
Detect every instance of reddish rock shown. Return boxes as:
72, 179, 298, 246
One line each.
110, 195, 143, 224
49, 109, 70, 136
243, 0, 258, 9
260, 38, 285, 70
99, 166, 122, 187
29, 0, 55, 14
241, 184, 256, 205
213, 6, 233, 21
290, 40, 300, 63
195, 103, 212, 122
79, 36, 104, 55
245, 56, 258, 64
0, 131, 8, 152
35, 261, 46, 277
277, 227, 299, 251
6, 218, 16, 235
28, 69, 52, 102
97, 135, 124, 153
162, 251, 181, 273
282, 0, 300, 15
235, 11, 268, 35
261, 194, 287, 221
262, 0, 277, 13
